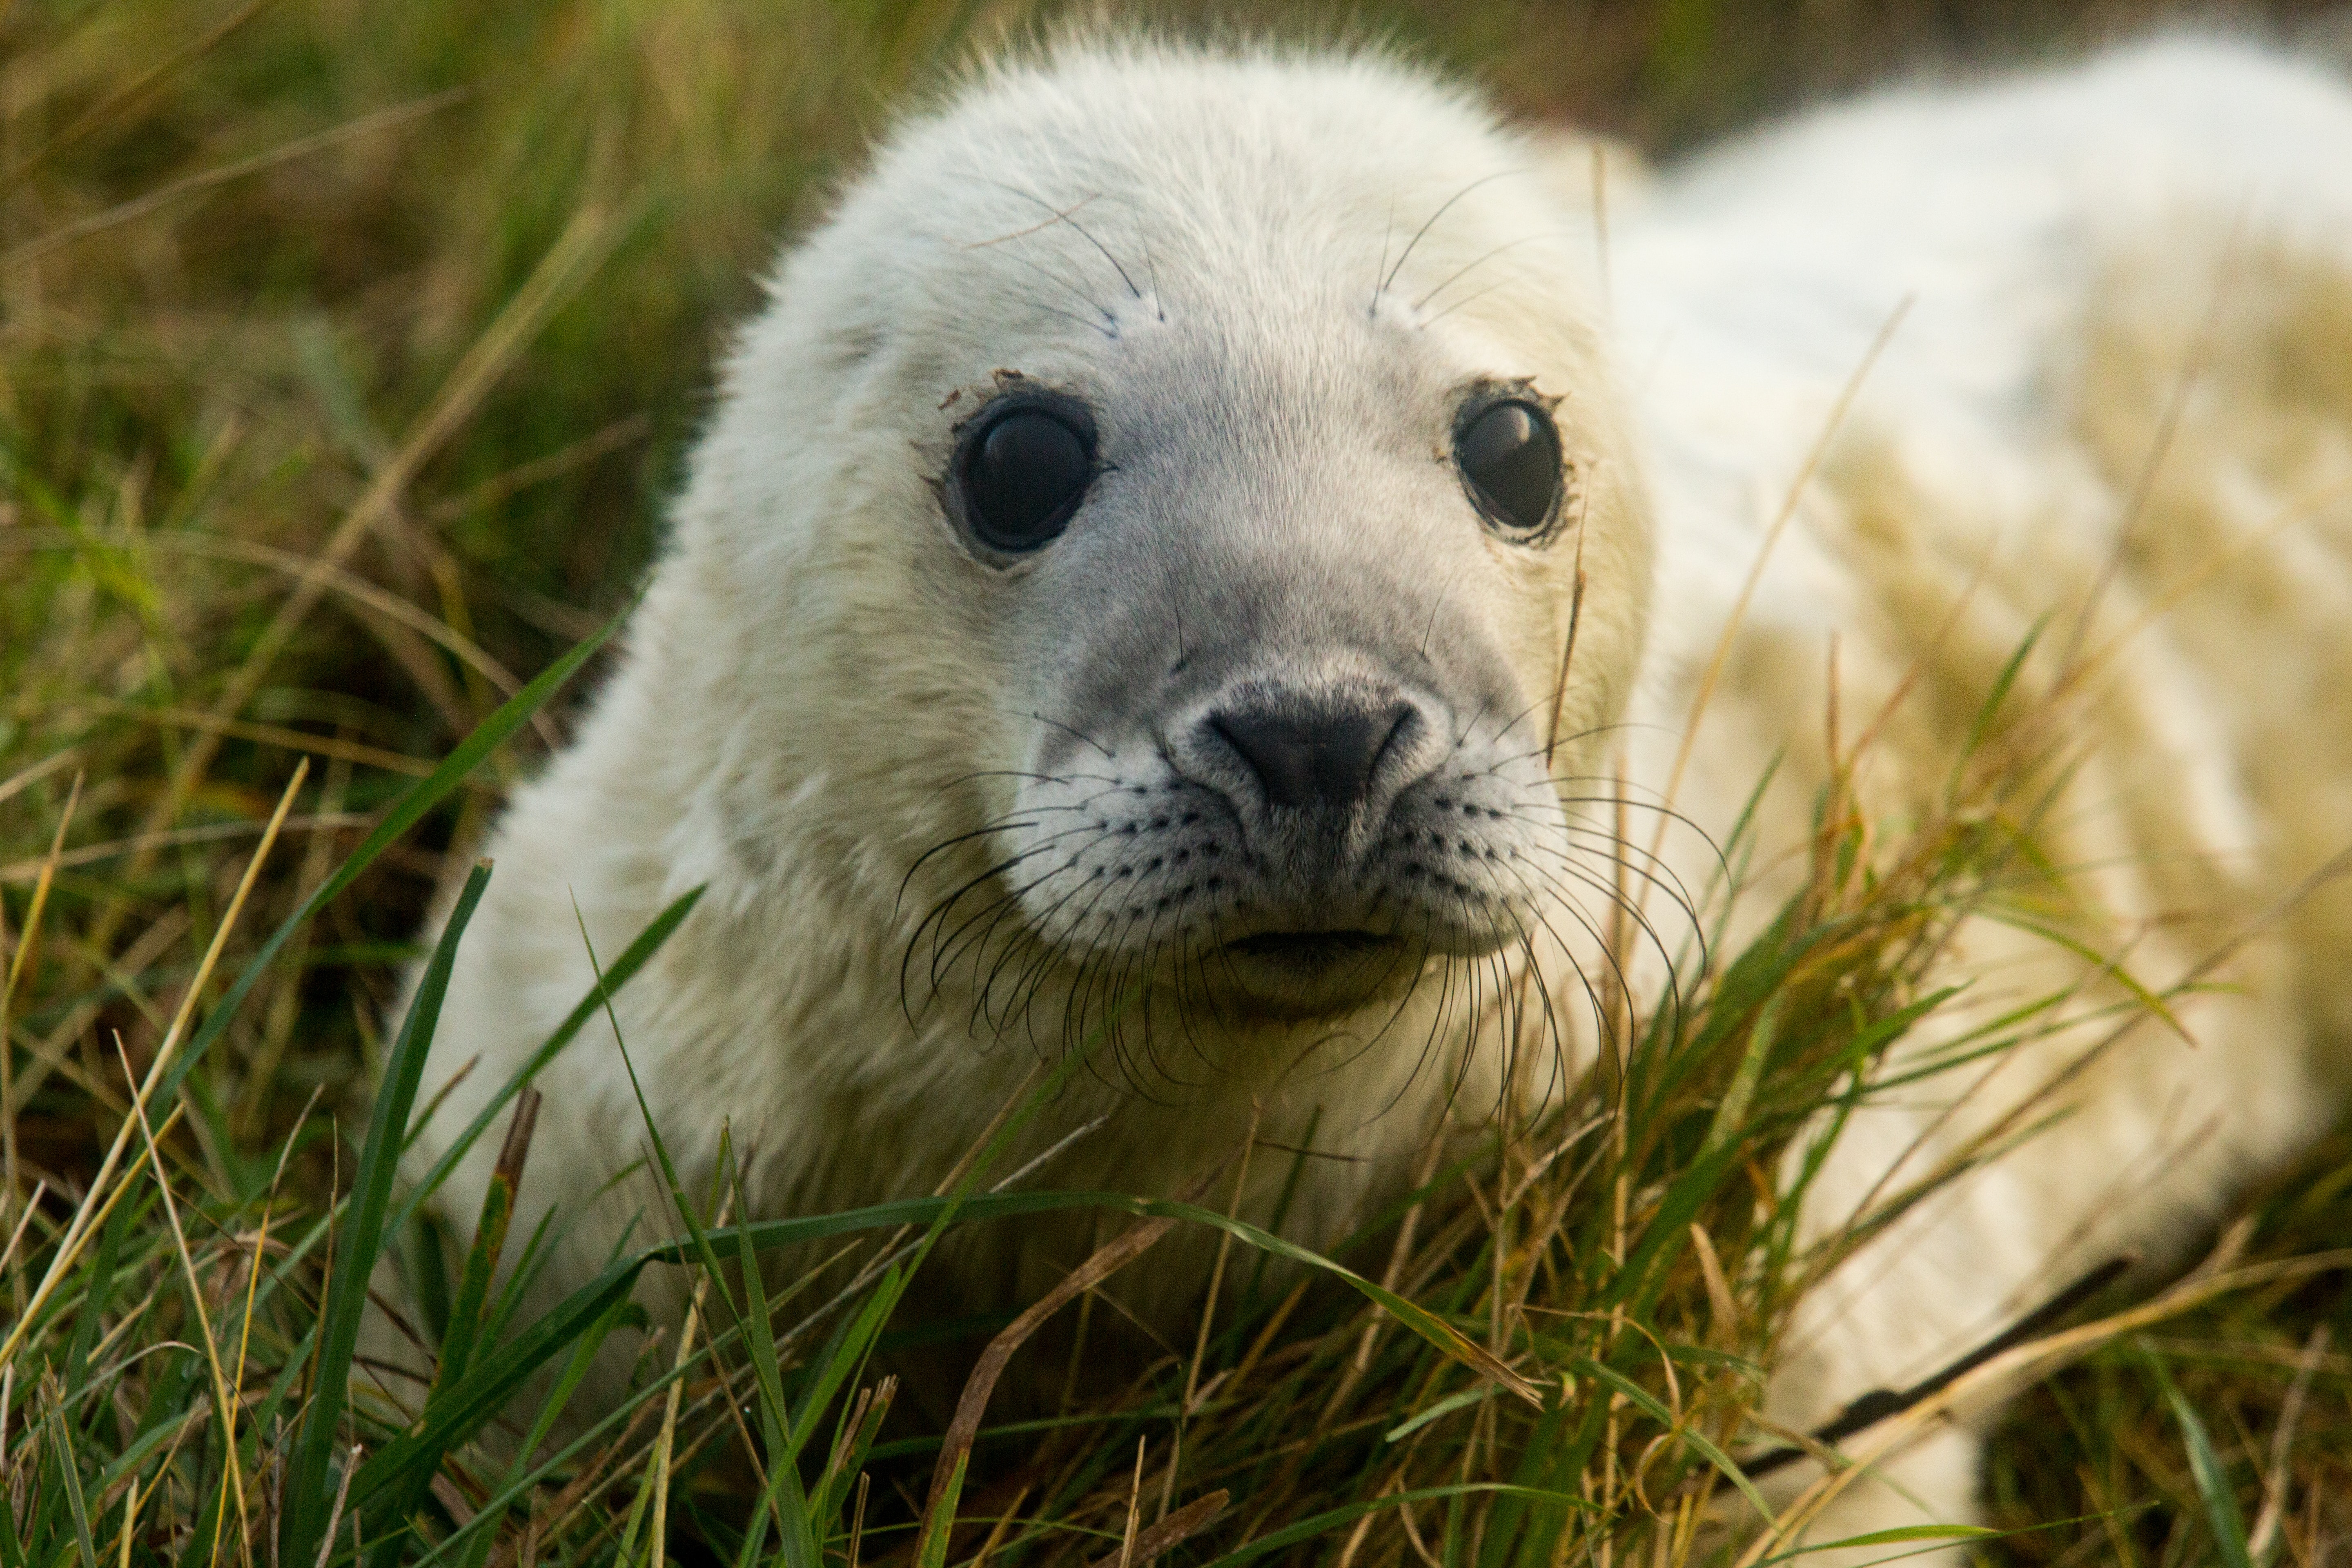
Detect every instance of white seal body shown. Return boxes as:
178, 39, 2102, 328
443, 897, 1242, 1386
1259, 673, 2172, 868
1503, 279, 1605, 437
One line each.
402, 34, 2352, 1552
1613, 37, 2352, 1543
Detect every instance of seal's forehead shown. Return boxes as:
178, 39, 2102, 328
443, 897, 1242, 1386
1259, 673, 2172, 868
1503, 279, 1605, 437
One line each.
764, 45, 1600, 399
869, 47, 1515, 245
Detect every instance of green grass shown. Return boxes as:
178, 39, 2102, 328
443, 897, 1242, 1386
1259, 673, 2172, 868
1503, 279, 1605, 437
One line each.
4, 0, 2351, 1563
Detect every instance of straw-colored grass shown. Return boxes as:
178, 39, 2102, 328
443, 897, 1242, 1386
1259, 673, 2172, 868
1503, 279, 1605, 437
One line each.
4, 1, 2349, 1563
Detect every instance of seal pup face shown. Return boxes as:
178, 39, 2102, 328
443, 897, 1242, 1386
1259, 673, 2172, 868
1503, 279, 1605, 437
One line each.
670, 45, 1652, 1065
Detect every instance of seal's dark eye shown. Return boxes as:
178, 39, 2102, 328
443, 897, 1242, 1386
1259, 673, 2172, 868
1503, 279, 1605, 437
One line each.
957, 402, 1095, 553
1455, 398, 1563, 536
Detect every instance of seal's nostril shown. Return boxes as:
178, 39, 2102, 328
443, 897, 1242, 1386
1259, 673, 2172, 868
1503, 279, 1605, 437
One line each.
1209, 700, 1413, 811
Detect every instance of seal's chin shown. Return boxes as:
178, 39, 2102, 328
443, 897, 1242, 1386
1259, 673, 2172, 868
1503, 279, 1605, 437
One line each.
1207, 929, 1420, 1020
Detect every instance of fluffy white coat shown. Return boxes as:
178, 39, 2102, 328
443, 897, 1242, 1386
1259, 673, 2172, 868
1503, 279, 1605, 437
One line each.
404, 34, 2352, 1552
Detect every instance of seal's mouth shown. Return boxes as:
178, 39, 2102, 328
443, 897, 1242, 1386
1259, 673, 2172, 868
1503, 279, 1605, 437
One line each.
1207, 928, 1417, 1018
1221, 929, 1400, 969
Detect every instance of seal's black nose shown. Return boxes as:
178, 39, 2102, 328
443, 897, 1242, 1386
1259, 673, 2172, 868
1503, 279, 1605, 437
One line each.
1209, 698, 1413, 812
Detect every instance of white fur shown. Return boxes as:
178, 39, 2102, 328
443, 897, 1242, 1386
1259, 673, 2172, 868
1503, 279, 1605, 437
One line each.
404, 34, 2352, 1553
1612, 38, 2352, 1543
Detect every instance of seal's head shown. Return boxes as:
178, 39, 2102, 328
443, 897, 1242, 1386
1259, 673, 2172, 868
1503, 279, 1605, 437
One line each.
658, 43, 1651, 1060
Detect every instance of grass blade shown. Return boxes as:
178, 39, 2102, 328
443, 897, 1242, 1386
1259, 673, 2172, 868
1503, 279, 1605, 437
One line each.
361, 1088, 542, 1568
280, 859, 492, 1568
1198, 1483, 1592, 1567
726, 1148, 819, 1568
345, 1254, 646, 1510
160, 595, 630, 1117
2146, 1342, 2254, 1568
389, 884, 704, 1235
432, 1086, 540, 1396
1574, 1356, 1774, 1524
786, 1270, 897, 1467
43, 1384, 100, 1568
455, 1289, 639, 1568
678, 1188, 1541, 1403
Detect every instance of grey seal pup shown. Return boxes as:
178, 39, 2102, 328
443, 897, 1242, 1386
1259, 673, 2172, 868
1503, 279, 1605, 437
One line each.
403, 35, 2352, 1552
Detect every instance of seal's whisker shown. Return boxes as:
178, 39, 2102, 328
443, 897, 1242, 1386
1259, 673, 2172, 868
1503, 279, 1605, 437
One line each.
928, 883, 1031, 1003
1005, 856, 1136, 1047
920, 835, 1101, 998
912, 817, 1103, 953
1410, 232, 1559, 314
1519, 851, 1690, 996
1482, 857, 1641, 1083
1491, 716, 1665, 762
1377, 167, 1525, 303
898, 810, 1051, 906
984, 237, 1118, 321
969, 856, 1105, 1038
1031, 712, 1119, 763
1115, 893, 1204, 1091
1011, 292, 1121, 340
970, 839, 1127, 998
982, 181, 1145, 300
1359, 913, 1459, 1126
1488, 690, 1566, 747
1495, 862, 1652, 1029
1419, 278, 1521, 330
1441, 947, 1492, 1118
901, 840, 1073, 1020
1510, 928, 1579, 1112
1516, 824, 1711, 950
1536, 833, 1710, 971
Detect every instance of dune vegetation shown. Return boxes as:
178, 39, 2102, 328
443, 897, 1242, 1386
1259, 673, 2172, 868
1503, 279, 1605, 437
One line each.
3, 0, 2349, 1562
